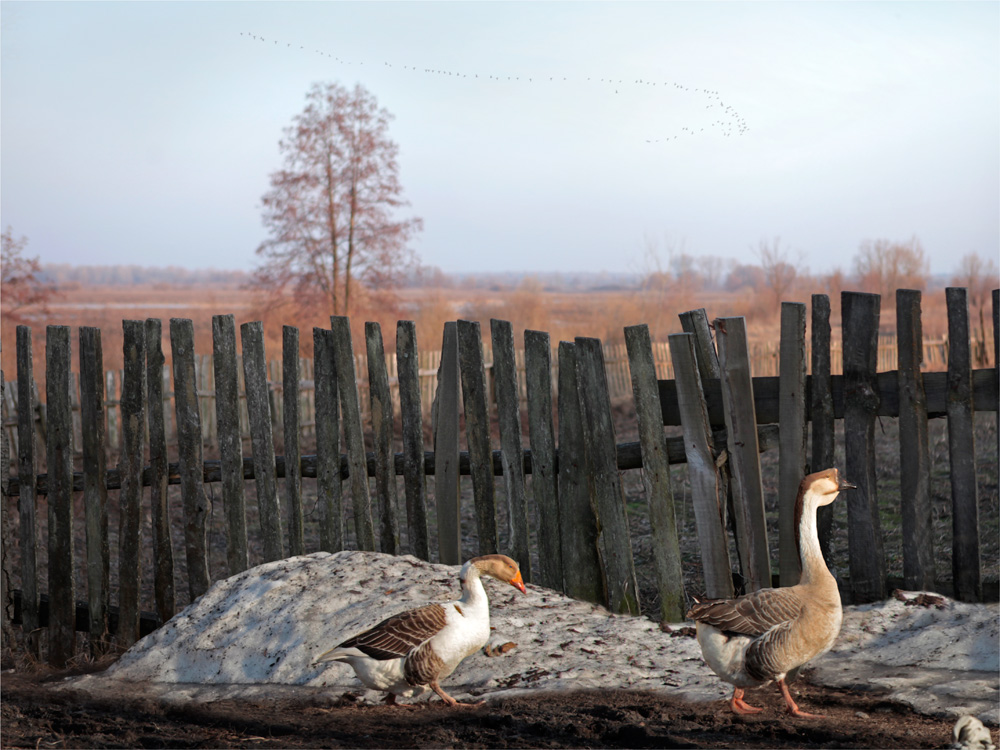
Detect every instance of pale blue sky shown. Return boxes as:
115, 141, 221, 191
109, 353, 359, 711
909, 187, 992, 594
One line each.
2, 1, 997, 275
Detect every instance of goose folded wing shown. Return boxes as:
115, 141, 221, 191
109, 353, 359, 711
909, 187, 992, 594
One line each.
689, 588, 804, 637
338, 604, 448, 660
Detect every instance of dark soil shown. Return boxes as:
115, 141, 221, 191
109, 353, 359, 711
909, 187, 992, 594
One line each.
1, 666, 966, 749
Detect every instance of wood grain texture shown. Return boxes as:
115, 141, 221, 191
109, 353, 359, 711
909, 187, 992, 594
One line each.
15, 326, 39, 656
397, 320, 430, 560
117, 320, 145, 647
777, 303, 807, 587
283, 326, 305, 557
366, 322, 400, 555
146, 319, 176, 625
433, 322, 461, 564
810, 295, 835, 561
313, 327, 342, 552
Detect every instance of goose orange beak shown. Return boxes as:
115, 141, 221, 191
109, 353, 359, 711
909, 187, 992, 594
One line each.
510, 570, 527, 594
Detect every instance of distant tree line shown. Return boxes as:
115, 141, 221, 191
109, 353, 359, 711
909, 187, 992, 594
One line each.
40, 264, 250, 286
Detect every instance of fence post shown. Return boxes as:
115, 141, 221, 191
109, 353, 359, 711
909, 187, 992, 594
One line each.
46, 325, 75, 666
15, 327, 39, 656
946, 288, 981, 602
313, 327, 342, 552
146, 319, 176, 624
810, 295, 835, 562
283, 326, 305, 557
625, 324, 684, 621
396, 321, 430, 561
457, 320, 498, 556
668, 333, 734, 600
366, 322, 400, 555
994, 289, 999, 476
331, 316, 376, 551
778, 303, 807, 587
557, 342, 605, 605
575, 337, 640, 616
491, 319, 530, 580
434, 322, 462, 564
171, 318, 211, 601
841, 292, 886, 603
1, 372, 10, 650
896, 291, 936, 591
524, 330, 561, 590
117, 321, 146, 647
212, 315, 249, 575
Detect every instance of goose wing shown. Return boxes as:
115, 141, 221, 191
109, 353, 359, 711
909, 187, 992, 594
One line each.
332, 603, 448, 661
687, 588, 804, 637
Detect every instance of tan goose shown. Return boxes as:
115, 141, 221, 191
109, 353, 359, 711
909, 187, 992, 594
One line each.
315, 554, 526, 707
687, 468, 854, 717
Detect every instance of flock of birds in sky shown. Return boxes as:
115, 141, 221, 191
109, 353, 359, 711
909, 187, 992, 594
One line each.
240, 32, 750, 143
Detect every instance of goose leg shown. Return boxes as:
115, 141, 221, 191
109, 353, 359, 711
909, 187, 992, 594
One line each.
730, 687, 764, 714
382, 693, 418, 709
778, 678, 822, 718
429, 681, 484, 708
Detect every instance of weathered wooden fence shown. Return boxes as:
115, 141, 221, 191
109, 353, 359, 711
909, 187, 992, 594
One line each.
1, 289, 997, 667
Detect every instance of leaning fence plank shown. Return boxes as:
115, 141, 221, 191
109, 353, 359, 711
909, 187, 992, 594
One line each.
241, 321, 284, 563
525, 330, 561, 590
16, 327, 39, 656
557, 342, 605, 605
946, 287, 981, 602
575, 337, 640, 616
810, 295, 835, 561
46, 325, 75, 666
841, 292, 886, 603
79, 327, 110, 654
212, 315, 249, 574
668, 333, 733, 600
625, 325, 684, 621
117, 321, 145, 647
283, 326, 305, 557
366, 322, 399, 555
1, 372, 10, 650
457, 320, 498, 555
778, 303, 807, 587
313, 327, 342, 552
146, 319, 175, 624
679, 309, 722, 386
397, 321, 430, 560
896, 291, 935, 591
491, 319, 530, 580
715, 317, 771, 593
171, 318, 211, 600
434, 322, 462, 564
331, 316, 376, 551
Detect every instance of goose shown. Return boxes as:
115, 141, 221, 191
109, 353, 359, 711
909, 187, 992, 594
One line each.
315, 554, 526, 707
687, 468, 855, 717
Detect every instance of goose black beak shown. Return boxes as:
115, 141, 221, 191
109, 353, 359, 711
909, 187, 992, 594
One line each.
839, 478, 857, 491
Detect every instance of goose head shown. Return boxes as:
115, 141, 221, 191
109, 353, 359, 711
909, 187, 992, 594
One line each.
464, 554, 527, 593
802, 468, 856, 507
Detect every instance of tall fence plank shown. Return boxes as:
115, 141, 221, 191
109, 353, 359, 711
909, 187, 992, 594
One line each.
242, 321, 283, 563
668, 333, 733, 599
778, 303, 807, 587
16, 326, 39, 656
433, 322, 461, 564
283, 326, 305, 557
524, 330, 561, 590
995, 289, 999, 476
841, 292, 886, 603
1, 372, 10, 649
366, 322, 399, 555
946, 288, 981, 602
491, 319, 530, 580
557, 342, 605, 605
146, 319, 175, 625
715, 317, 771, 593
171, 318, 211, 600
397, 321, 429, 560
810, 295, 835, 561
117, 321, 145, 647
46, 326, 75, 666
457, 320, 498, 555
331, 316, 375, 551
313, 328, 342, 552
575, 337, 640, 616
896, 291, 935, 590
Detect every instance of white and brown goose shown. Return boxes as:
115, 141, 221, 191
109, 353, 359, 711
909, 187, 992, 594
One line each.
314, 554, 526, 707
687, 468, 855, 718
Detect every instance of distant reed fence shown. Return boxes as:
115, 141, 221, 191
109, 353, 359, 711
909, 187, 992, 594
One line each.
1, 288, 997, 668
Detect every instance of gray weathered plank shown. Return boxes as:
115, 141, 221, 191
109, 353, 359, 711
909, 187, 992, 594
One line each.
283, 326, 305, 557
575, 337, 640, 616
668, 333, 733, 600
366, 322, 400, 555
212, 315, 249, 574
331, 316, 375, 551
146, 320, 176, 624
457, 320, 498, 555
117, 320, 145, 647
679, 309, 722, 383
46, 325, 75, 665
778, 302, 807, 587
434, 322, 462, 564
625, 325, 684, 621
241, 321, 284, 562
170, 318, 211, 600
16, 327, 39, 656
0, 373, 10, 649
491, 319, 530, 580
524, 330, 560, 590
810, 295, 835, 561
841, 292, 886, 603
946, 287, 981, 601
313, 327, 342, 552
557, 342, 605, 604
396, 321, 429, 560
715, 317, 771, 593
896, 290, 935, 590
995, 289, 999, 477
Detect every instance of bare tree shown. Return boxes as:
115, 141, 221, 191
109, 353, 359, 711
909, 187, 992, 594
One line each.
1, 227, 56, 323
252, 82, 422, 318
852, 236, 928, 300
754, 236, 801, 313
